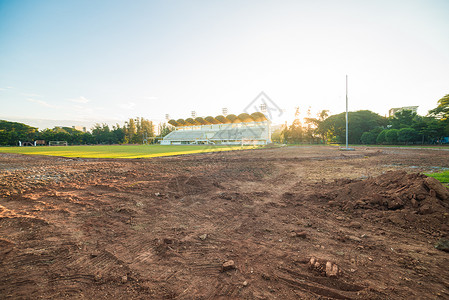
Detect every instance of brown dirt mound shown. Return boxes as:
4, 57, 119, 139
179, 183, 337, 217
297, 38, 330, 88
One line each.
327, 171, 449, 214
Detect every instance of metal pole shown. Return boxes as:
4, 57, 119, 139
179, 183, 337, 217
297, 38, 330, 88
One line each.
345, 75, 348, 149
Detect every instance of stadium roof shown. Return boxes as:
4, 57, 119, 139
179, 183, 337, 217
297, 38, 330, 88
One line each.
168, 112, 267, 127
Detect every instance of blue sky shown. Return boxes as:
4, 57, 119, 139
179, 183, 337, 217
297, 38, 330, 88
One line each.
1, 0, 448, 129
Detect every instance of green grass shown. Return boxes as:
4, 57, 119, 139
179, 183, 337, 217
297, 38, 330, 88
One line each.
0, 144, 258, 159
424, 170, 449, 183
334, 144, 449, 149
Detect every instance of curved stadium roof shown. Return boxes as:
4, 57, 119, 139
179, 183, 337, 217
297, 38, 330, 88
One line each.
168, 112, 267, 127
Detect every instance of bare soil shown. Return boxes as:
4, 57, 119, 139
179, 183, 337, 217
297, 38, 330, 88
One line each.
1, 146, 448, 299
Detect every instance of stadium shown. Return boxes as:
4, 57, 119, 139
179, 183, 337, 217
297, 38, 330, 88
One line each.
161, 112, 271, 145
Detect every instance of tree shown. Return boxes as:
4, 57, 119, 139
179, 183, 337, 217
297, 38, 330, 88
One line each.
385, 129, 399, 144
159, 123, 174, 138
281, 107, 305, 144
397, 128, 418, 144
318, 110, 386, 144
282, 121, 304, 144
361, 132, 376, 144
0, 120, 38, 145
376, 130, 387, 144
124, 118, 136, 143
429, 94, 449, 120
123, 117, 154, 144
139, 118, 154, 143
390, 110, 418, 129
305, 109, 329, 143
112, 124, 125, 144
271, 128, 283, 143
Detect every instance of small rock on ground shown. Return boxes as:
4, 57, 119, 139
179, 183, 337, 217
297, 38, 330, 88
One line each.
222, 260, 236, 272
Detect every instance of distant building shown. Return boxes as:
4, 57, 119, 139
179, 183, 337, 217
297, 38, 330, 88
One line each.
72, 126, 87, 132
389, 106, 418, 117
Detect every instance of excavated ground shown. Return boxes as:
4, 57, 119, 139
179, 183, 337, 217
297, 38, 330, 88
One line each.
1, 146, 449, 299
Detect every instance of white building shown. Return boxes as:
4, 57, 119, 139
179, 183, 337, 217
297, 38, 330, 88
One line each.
388, 106, 418, 117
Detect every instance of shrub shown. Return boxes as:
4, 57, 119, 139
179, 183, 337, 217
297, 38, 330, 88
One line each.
376, 130, 387, 144
398, 128, 418, 144
361, 132, 376, 144
385, 129, 399, 144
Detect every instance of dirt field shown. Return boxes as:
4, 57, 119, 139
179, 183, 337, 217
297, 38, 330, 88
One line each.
1, 146, 448, 299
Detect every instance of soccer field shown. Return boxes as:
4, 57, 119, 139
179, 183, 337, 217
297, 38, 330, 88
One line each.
0, 144, 256, 159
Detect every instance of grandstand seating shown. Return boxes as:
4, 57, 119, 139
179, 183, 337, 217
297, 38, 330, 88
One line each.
211, 127, 266, 140
163, 130, 207, 141
162, 112, 271, 145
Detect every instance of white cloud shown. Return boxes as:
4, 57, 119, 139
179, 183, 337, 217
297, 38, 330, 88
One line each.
69, 96, 90, 104
118, 102, 136, 110
143, 96, 158, 100
27, 98, 56, 108
21, 93, 43, 97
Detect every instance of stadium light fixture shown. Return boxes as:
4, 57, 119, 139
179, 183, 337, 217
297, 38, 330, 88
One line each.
341, 74, 355, 151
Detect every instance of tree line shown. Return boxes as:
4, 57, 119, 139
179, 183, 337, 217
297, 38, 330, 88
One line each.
0, 117, 173, 146
273, 94, 449, 145
1, 94, 448, 146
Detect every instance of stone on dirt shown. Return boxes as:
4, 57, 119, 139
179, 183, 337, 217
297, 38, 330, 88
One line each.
94, 272, 102, 282
325, 261, 339, 277
121, 275, 128, 283
296, 231, 307, 238
291, 231, 307, 238
199, 234, 207, 240
424, 177, 449, 200
309, 257, 339, 277
387, 197, 404, 210
222, 260, 236, 272
349, 221, 362, 229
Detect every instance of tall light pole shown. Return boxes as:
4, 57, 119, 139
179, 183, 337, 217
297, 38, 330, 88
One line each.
346, 75, 348, 150
341, 75, 355, 151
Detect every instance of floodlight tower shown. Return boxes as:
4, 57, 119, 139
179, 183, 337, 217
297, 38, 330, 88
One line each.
191, 111, 197, 118
341, 75, 354, 151
222, 108, 228, 116
346, 75, 348, 149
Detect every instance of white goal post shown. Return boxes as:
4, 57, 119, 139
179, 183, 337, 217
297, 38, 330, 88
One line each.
48, 141, 68, 146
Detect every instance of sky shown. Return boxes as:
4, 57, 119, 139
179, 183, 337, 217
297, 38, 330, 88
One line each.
0, 0, 448, 130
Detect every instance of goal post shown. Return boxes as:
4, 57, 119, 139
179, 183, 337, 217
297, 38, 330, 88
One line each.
48, 141, 68, 146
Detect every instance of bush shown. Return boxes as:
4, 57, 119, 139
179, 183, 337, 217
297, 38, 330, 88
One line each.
361, 132, 376, 144
398, 128, 418, 144
376, 130, 387, 144
385, 129, 399, 144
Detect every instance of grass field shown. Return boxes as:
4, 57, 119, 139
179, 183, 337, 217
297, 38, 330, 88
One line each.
335, 144, 449, 149
425, 170, 449, 184
0, 144, 257, 159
